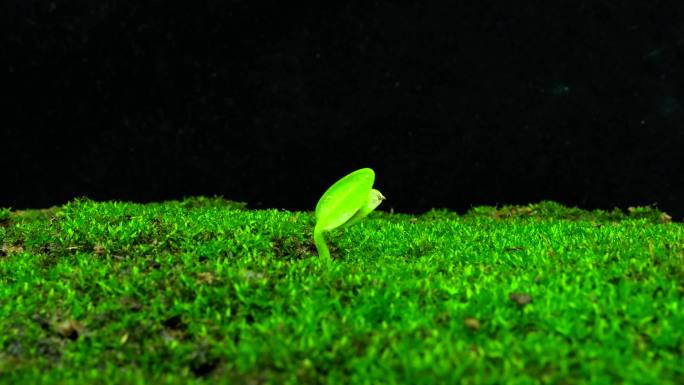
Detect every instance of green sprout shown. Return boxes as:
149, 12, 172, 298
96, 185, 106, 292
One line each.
313, 168, 386, 261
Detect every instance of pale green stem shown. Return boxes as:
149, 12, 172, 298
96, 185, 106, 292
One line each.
313, 227, 331, 262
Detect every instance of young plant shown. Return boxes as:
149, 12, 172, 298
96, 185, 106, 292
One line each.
313, 168, 386, 261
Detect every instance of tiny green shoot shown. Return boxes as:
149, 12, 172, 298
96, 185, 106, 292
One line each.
313, 168, 386, 261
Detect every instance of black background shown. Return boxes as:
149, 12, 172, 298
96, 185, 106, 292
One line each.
3, 1, 684, 221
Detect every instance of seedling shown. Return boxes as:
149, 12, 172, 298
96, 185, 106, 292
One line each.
314, 168, 386, 261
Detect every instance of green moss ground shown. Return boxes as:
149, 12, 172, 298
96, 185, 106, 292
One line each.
0, 197, 682, 384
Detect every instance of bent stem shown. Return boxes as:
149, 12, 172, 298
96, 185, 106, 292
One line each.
313, 227, 331, 263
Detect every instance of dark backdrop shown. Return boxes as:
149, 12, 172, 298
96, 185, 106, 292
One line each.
3, 1, 684, 222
